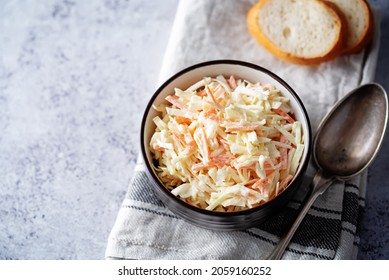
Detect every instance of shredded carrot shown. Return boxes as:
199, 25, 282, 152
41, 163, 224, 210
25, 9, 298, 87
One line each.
214, 84, 226, 102
250, 178, 264, 190
225, 124, 260, 132
279, 135, 289, 169
279, 174, 293, 190
175, 116, 192, 124
192, 161, 212, 171
152, 144, 165, 151
165, 95, 187, 110
272, 108, 295, 124
205, 85, 220, 109
203, 108, 218, 119
228, 75, 238, 90
209, 155, 232, 167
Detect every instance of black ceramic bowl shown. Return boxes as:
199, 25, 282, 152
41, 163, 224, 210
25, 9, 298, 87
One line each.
141, 60, 311, 231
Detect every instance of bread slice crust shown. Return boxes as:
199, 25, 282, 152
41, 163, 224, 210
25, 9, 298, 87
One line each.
327, 0, 374, 54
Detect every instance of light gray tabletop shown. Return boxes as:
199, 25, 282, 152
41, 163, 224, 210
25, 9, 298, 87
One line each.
0, 0, 388, 259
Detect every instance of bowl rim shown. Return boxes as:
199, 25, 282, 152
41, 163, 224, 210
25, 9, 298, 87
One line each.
140, 59, 312, 217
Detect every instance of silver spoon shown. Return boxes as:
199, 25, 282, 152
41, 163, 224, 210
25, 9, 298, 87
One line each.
267, 83, 388, 260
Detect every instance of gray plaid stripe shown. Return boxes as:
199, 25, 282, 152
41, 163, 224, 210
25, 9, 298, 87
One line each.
126, 171, 165, 207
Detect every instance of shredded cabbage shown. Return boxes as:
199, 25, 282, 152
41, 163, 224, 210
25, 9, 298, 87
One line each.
150, 75, 304, 212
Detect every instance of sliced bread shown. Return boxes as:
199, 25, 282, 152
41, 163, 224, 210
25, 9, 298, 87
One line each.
247, 0, 347, 65
326, 0, 374, 54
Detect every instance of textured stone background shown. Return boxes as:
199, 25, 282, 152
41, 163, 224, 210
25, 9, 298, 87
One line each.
0, 0, 387, 259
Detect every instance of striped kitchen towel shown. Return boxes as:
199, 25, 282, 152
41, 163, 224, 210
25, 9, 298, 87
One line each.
105, 0, 380, 259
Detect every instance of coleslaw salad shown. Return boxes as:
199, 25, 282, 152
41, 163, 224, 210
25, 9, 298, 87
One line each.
150, 75, 304, 212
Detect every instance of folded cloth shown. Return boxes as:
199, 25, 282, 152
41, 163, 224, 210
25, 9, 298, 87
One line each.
106, 0, 380, 260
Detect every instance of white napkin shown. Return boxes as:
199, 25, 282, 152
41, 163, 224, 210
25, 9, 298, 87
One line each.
106, 0, 380, 259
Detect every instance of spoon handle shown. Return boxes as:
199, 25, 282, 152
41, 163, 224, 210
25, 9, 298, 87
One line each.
266, 170, 336, 260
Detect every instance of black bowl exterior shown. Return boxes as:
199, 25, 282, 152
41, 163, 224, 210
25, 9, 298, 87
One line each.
141, 60, 312, 231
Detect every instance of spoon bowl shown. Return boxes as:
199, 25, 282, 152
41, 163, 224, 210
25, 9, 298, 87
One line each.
315, 83, 388, 179
267, 83, 388, 259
